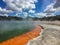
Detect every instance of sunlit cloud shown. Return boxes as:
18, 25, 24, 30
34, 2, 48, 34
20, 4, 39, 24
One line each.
3, 0, 37, 12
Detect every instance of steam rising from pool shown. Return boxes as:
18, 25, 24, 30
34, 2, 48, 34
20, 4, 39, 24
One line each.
0, 21, 34, 33
0, 21, 35, 42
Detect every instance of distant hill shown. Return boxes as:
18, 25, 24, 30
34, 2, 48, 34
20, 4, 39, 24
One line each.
40, 15, 60, 21
33, 15, 60, 21
0, 16, 23, 20
0, 15, 60, 21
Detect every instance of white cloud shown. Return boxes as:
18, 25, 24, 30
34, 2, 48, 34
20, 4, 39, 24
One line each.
0, 14, 4, 16
44, 0, 60, 16
35, 13, 46, 18
29, 10, 35, 13
29, 14, 34, 17
3, 0, 37, 12
45, 13, 55, 17
35, 12, 55, 17
54, 0, 60, 8
38, 13, 55, 18
4, 14, 8, 17
15, 13, 20, 17
0, 0, 38, 16
56, 7, 60, 12
23, 12, 28, 17
43, 1, 57, 17
55, 7, 60, 15
0, 7, 13, 14
0, 14, 8, 17
0, 7, 13, 17
44, 3, 56, 12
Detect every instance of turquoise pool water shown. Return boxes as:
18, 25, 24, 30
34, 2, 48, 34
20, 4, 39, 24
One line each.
0, 21, 34, 42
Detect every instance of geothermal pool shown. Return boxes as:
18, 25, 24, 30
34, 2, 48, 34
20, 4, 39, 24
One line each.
0, 21, 35, 42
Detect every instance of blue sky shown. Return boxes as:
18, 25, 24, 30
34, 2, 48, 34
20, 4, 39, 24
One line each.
0, 0, 60, 18
35, 0, 54, 12
0, 0, 6, 8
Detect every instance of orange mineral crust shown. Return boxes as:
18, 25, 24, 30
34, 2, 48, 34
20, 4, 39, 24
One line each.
0, 26, 42, 45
